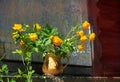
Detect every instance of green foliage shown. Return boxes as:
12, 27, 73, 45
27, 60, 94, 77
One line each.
17, 66, 35, 82
12, 21, 95, 63
10, 78, 16, 82
0, 64, 16, 82
0, 64, 8, 75
12, 23, 82, 58
12, 49, 23, 55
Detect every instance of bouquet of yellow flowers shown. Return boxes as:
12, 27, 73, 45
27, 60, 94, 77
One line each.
12, 21, 95, 61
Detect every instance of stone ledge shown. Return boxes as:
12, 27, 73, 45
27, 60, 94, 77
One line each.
1, 76, 120, 82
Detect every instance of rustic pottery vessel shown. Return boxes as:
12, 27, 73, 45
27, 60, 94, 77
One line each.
42, 53, 69, 75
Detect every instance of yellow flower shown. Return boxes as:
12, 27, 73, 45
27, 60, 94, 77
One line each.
52, 36, 62, 46
20, 40, 24, 47
30, 33, 38, 41
13, 24, 23, 31
80, 35, 88, 42
82, 21, 90, 29
76, 30, 84, 36
89, 33, 96, 41
49, 36, 54, 40
78, 45, 85, 51
35, 23, 41, 30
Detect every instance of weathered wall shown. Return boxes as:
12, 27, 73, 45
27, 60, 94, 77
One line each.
96, 0, 120, 76
0, 0, 92, 66
88, 0, 120, 76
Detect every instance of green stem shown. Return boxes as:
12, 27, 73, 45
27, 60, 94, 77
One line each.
27, 76, 32, 82
21, 55, 32, 82
21, 55, 26, 67
7, 77, 9, 82
27, 63, 32, 82
65, 24, 80, 39
45, 79, 47, 82
0, 77, 4, 82
1, 80, 4, 82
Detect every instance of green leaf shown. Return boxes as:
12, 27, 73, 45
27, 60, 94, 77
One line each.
33, 47, 38, 52
0, 69, 2, 72
10, 78, 16, 82
26, 52, 32, 57
31, 70, 35, 74
12, 49, 23, 55
45, 39, 51, 46
35, 40, 41, 46
16, 75, 21, 78
2, 64, 8, 71
22, 74, 27, 78
18, 68, 22, 75
29, 66, 32, 70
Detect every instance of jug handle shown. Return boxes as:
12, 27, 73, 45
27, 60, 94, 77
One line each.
63, 56, 69, 69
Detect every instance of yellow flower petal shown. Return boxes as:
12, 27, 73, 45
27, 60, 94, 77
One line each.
89, 33, 96, 41
35, 23, 41, 30
30, 33, 38, 41
49, 36, 54, 40
52, 36, 62, 46
20, 40, 24, 47
78, 45, 85, 51
77, 30, 84, 36
80, 35, 88, 42
82, 21, 90, 29
13, 24, 23, 31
